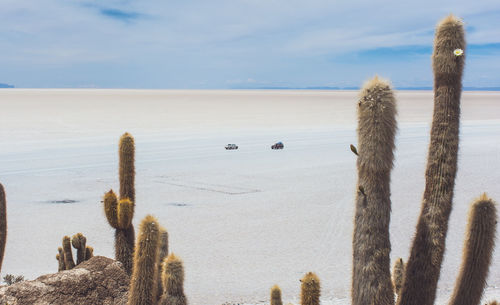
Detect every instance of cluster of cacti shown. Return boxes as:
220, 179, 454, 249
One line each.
103, 132, 136, 275
56, 233, 94, 271
352, 15, 498, 305
126, 215, 185, 305
0, 183, 6, 274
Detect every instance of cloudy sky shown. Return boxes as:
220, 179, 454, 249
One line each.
1, 0, 499, 88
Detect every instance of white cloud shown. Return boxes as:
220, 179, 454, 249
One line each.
0, 0, 499, 87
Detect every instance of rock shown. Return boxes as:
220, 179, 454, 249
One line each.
0, 256, 129, 305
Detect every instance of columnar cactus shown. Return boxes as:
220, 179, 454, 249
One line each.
448, 195, 497, 305
159, 253, 188, 305
103, 133, 136, 275
397, 15, 465, 305
128, 215, 161, 305
352, 76, 397, 305
271, 285, 283, 305
300, 272, 320, 305
71, 233, 87, 264
157, 227, 169, 301
119, 133, 135, 203
62, 236, 76, 270
56, 250, 65, 272
86, 246, 94, 260
392, 258, 405, 296
0, 183, 6, 273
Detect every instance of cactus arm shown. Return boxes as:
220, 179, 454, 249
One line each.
448, 195, 497, 305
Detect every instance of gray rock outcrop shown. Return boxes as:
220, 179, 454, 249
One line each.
0, 256, 129, 305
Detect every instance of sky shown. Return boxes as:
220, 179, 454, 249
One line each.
1, 0, 500, 89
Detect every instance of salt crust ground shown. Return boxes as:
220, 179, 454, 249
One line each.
0, 90, 499, 304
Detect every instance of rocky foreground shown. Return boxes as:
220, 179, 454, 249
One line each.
0, 256, 129, 305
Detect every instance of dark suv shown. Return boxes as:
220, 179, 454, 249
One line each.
271, 142, 284, 149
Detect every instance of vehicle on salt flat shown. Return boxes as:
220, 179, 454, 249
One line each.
225, 144, 238, 150
271, 142, 284, 149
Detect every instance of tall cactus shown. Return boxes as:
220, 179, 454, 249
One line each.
300, 272, 320, 305
397, 15, 465, 305
271, 285, 283, 305
128, 215, 161, 305
159, 253, 188, 305
103, 132, 136, 275
448, 194, 497, 305
0, 183, 6, 273
352, 76, 397, 305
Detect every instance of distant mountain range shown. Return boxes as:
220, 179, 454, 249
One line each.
233, 86, 500, 91
0, 83, 14, 88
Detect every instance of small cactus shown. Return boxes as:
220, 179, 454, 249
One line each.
62, 236, 75, 270
86, 246, 94, 260
57, 247, 65, 271
393, 258, 405, 295
300, 272, 320, 305
71, 233, 87, 264
128, 215, 161, 305
271, 285, 283, 305
160, 253, 187, 305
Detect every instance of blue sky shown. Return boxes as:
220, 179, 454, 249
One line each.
1, 0, 500, 89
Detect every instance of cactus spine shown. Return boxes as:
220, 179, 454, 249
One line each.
128, 215, 161, 305
448, 194, 497, 305
0, 183, 6, 273
103, 132, 136, 275
352, 76, 397, 305
160, 253, 187, 305
392, 258, 405, 296
397, 15, 465, 305
300, 272, 320, 305
271, 285, 283, 305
